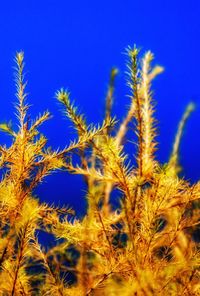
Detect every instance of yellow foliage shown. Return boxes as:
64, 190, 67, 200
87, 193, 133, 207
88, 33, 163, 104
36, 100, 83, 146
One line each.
0, 47, 199, 296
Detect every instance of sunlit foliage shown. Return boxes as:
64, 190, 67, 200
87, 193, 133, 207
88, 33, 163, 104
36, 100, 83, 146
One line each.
0, 48, 199, 295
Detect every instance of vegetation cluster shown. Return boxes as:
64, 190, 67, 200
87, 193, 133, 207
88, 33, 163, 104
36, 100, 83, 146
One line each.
0, 47, 199, 295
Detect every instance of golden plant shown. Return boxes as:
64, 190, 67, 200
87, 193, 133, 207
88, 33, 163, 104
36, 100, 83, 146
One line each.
0, 47, 199, 295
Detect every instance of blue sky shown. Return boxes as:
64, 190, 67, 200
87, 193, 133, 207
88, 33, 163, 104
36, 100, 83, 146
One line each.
0, 1, 199, 214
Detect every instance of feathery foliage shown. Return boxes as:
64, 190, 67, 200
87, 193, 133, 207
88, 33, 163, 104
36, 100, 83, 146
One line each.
0, 48, 199, 295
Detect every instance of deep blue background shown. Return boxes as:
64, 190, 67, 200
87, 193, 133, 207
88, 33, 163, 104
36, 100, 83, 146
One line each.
0, 1, 199, 215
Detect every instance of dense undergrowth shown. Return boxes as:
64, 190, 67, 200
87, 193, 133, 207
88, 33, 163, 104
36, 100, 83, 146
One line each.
0, 47, 199, 295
